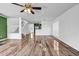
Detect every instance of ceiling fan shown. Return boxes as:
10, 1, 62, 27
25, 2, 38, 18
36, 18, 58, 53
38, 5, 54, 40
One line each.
12, 3, 42, 14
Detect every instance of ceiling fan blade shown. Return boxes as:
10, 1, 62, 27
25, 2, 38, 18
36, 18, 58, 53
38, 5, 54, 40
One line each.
12, 3, 23, 7
31, 10, 35, 14
20, 9, 25, 12
32, 7, 41, 10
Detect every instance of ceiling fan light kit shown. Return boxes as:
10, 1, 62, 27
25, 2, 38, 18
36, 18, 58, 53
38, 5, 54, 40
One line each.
27, 9, 31, 13
24, 9, 31, 13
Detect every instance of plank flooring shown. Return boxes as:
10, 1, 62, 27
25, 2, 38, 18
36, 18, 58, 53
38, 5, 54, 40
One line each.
0, 36, 79, 56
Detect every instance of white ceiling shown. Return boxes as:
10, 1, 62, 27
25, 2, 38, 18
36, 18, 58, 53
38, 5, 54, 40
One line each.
0, 3, 77, 23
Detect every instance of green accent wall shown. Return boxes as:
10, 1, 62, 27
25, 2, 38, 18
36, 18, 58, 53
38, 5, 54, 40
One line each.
0, 16, 7, 40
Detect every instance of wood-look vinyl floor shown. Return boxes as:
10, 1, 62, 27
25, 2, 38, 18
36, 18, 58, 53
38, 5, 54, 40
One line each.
0, 36, 79, 56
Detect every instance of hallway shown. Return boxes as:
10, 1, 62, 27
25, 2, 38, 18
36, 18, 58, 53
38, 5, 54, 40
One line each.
0, 36, 79, 56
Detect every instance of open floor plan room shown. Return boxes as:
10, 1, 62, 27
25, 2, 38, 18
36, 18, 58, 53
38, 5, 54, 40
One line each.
0, 3, 79, 56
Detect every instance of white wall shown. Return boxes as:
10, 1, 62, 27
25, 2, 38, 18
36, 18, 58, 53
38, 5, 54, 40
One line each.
52, 21, 59, 38
52, 4, 79, 50
28, 21, 52, 35
29, 24, 34, 33
21, 19, 30, 35
7, 17, 22, 39
36, 21, 52, 35
22, 23, 30, 35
